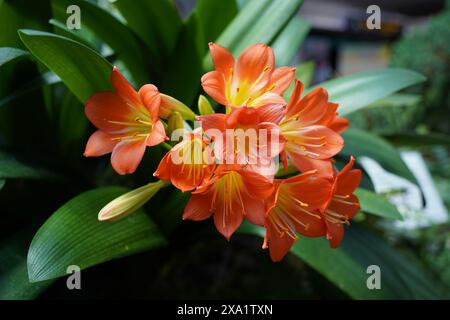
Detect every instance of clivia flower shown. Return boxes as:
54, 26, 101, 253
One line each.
321, 156, 361, 248
263, 171, 332, 261
202, 42, 295, 109
154, 128, 215, 192
183, 165, 274, 240
279, 79, 347, 175
84, 67, 167, 175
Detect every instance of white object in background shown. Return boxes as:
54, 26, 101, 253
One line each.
359, 150, 448, 230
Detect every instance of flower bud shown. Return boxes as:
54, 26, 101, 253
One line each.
159, 94, 196, 120
198, 95, 215, 115
98, 180, 168, 221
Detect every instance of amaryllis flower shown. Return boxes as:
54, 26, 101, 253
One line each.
154, 129, 215, 192
183, 165, 274, 240
198, 105, 285, 175
84, 67, 167, 175
279, 80, 347, 175
322, 156, 361, 248
202, 42, 295, 109
263, 171, 332, 261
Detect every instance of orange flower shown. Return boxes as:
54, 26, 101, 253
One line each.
154, 129, 215, 192
263, 171, 332, 261
202, 42, 295, 109
183, 165, 274, 240
198, 104, 285, 176
84, 67, 167, 175
322, 156, 361, 248
279, 80, 347, 175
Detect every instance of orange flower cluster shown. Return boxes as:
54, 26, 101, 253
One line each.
84, 43, 361, 261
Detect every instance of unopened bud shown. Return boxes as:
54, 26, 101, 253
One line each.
198, 95, 215, 115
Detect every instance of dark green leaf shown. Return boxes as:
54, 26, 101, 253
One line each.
0, 151, 62, 180
0, 47, 29, 67
114, 0, 182, 69
311, 68, 426, 116
0, 71, 60, 109
355, 188, 402, 220
342, 128, 417, 184
195, 0, 238, 50
18, 29, 112, 103
384, 132, 450, 148
52, 0, 151, 84
240, 223, 446, 299
0, 228, 53, 299
28, 187, 166, 282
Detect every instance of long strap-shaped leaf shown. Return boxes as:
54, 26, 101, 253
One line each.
27, 187, 167, 282
310, 68, 426, 116
239, 223, 447, 299
19, 29, 112, 103
341, 128, 417, 184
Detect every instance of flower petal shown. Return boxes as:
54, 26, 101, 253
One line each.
85, 92, 135, 133
208, 42, 234, 79
84, 130, 118, 157
265, 219, 296, 262
111, 139, 146, 175
270, 66, 296, 95
139, 84, 160, 122
110, 66, 142, 107
201, 70, 228, 106
146, 120, 167, 146
235, 43, 274, 89
183, 192, 214, 221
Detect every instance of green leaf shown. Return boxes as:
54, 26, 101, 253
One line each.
0, 71, 60, 109
366, 93, 421, 109
161, 13, 203, 105
114, 0, 182, 68
18, 29, 112, 103
284, 60, 315, 97
195, 0, 238, 50
204, 0, 304, 69
240, 223, 446, 299
384, 132, 450, 148
52, 0, 151, 84
0, 151, 62, 181
272, 17, 310, 66
0, 227, 53, 299
0, 47, 29, 67
355, 188, 402, 220
28, 186, 167, 282
341, 128, 417, 184
311, 68, 426, 116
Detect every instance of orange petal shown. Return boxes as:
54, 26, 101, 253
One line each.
153, 151, 171, 181
84, 130, 118, 157
328, 194, 360, 220
183, 192, 214, 221
336, 169, 361, 196
325, 220, 344, 248
197, 113, 227, 133
213, 194, 244, 240
208, 42, 234, 79
255, 103, 286, 123
270, 66, 296, 95
85, 92, 135, 133
139, 84, 161, 122
286, 79, 304, 118
111, 139, 146, 175
288, 155, 334, 177
146, 120, 167, 146
265, 218, 296, 262
298, 125, 344, 159
296, 88, 329, 127
249, 92, 286, 110
235, 43, 274, 90
201, 70, 228, 106
330, 117, 349, 133
110, 66, 142, 107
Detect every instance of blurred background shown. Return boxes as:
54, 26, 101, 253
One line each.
1, 0, 449, 299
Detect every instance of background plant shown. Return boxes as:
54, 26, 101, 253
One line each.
0, 0, 449, 299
